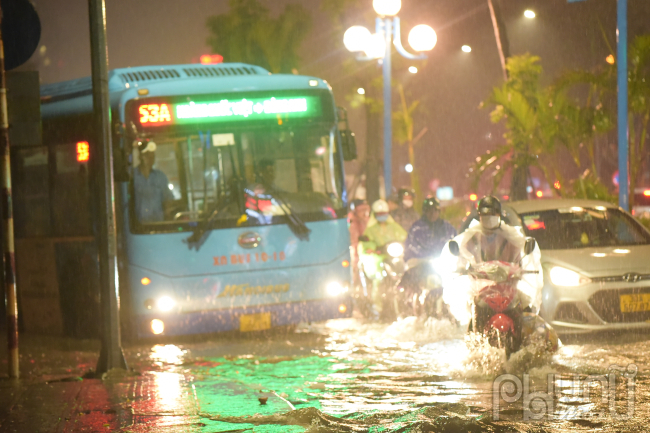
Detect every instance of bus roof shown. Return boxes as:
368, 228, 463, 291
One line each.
40, 63, 333, 118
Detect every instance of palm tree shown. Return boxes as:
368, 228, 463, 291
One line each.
558, 35, 650, 206
472, 54, 613, 201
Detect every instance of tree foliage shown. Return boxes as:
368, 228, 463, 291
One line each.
206, 0, 312, 73
472, 54, 614, 201
556, 34, 650, 206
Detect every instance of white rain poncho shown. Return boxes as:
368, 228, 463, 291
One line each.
436, 222, 543, 326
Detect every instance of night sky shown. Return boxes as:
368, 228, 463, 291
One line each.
17, 0, 650, 199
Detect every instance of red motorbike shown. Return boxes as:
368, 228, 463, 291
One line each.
449, 239, 538, 358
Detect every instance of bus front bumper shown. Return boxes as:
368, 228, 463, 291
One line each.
136, 296, 353, 337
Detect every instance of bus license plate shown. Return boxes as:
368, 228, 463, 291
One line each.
239, 312, 271, 332
620, 294, 650, 313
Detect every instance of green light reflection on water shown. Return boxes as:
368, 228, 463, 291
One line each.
192, 355, 369, 431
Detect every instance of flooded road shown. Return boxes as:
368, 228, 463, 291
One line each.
131, 315, 650, 432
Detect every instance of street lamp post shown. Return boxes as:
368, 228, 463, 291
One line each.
344, 0, 436, 198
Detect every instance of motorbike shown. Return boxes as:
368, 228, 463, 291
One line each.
393, 258, 457, 323
447, 237, 557, 358
355, 239, 406, 321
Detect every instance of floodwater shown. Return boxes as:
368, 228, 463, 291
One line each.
135, 316, 650, 432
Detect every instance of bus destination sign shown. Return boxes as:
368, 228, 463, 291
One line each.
137, 96, 322, 127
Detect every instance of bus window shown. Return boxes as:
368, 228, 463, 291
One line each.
131, 140, 179, 224
241, 127, 343, 225
13, 147, 51, 237
52, 144, 91, 236
130, 125, 344, 231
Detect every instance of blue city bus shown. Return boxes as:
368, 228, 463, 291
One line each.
26, 63, 355, 338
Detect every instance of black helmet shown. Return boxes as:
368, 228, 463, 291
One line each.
422, 196, 441, 212
477, 195, 501, 216
350, 199, 367, 212
398, 187, 415, 199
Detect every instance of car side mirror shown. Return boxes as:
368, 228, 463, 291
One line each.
524, 237, 536, 255
448, 240, 460, 257
340, 130, 357, 161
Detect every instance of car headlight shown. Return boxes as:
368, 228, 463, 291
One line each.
549, 266, 591, 287
157, 296, 176, 312
327, 281, 348, 296
386, 242, 404, 258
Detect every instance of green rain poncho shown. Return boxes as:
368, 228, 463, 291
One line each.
358, 215, 407, 280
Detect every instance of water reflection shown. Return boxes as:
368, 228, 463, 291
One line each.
186, 317, 649, 431
153, 371, 184, 414
150, 344, 186, 366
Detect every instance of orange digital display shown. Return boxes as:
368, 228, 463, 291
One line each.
77, 141, 89, 162
200, 54, 223, 64
139, 103, 172, 125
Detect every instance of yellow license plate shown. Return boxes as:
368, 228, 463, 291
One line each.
620, 294, 650, 313
239, 312, 271, 332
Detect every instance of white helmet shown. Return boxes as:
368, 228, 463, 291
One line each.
371, 199, 390, 214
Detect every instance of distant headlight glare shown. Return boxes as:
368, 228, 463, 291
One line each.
549, 266, 590, 287
387, 242, 404, 258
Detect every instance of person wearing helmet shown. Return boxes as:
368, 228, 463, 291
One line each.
462, 195, 523, 264
397, 197, 457, 313
360, 199, 407, 249
391, 187, 420, 232
358, 199, 408, 314
403, 196, 457, 263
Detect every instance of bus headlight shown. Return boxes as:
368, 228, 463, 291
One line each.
157, 296, 176, 312
327, 282, 348, 296
387, 242, 404, 258
151, 319, 165, 335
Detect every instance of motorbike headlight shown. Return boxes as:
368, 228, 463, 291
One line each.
387, 242, 404, 258
549, 266, 591, 287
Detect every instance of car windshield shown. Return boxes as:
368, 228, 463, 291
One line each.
130, 123, 344, 231
519, 207, 650, 250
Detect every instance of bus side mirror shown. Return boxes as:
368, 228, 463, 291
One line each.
340, 129, 357, 161
448, 240, 460, 257
524, 238, 536, 255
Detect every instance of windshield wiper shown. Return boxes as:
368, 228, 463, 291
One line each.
185, 143, 246, 248
259, 182, 311, 241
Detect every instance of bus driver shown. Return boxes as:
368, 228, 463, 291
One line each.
134, 140, 174, 223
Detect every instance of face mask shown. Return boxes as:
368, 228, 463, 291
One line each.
376, 214, 389, 223
480, 215, 501, 230
402, 199, 413, 209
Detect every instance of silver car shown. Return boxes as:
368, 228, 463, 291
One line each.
461, 199, 650, 334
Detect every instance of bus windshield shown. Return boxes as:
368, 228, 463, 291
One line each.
130, 123, 344, 232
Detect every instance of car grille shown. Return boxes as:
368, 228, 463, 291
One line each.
554, 303, 587, 324
591, 274, 650, 284
589, 287, 650, 323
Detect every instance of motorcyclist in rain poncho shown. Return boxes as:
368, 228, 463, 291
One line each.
439, 196, 544, 326
358, 199, 408, 312
391, 188, 420, 233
